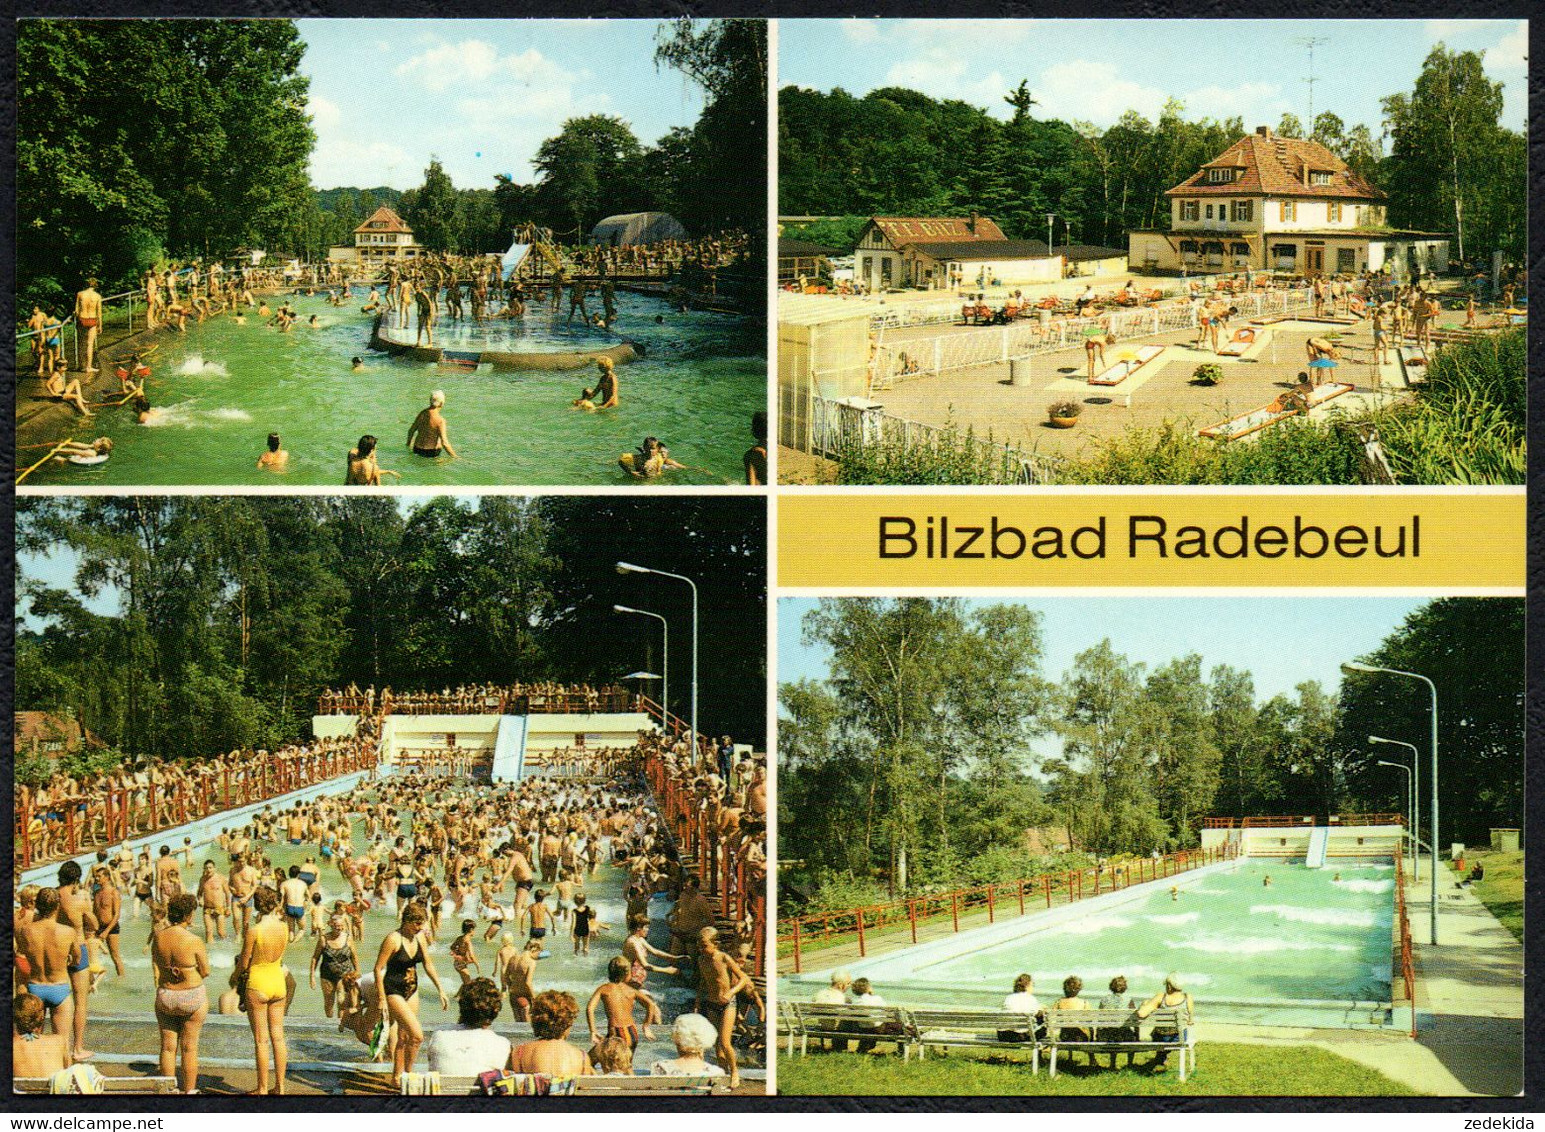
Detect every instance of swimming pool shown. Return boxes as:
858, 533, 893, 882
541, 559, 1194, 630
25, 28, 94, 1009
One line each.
782, 860, 1399, 1029
24, 289, 764, 487
82, 791, 702, 1026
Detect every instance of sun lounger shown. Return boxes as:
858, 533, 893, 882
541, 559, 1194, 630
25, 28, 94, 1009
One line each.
1216, 326, 1263, 357
1090, 344, 1163, 386
1198, 381, 1354, 441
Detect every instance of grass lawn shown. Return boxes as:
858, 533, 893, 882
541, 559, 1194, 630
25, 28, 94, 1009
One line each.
1466, 849, 1523, 942
777, 1046, 1421, 1097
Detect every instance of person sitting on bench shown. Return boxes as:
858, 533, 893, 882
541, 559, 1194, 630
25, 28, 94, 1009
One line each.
998, 973, 1045, 1043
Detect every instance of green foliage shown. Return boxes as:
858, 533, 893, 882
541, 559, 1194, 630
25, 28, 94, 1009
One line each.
780, 216, 868, 251
1048, 400, 1083, 419
835, 421, 1025, 485
17, 19, 315, 295
1059, 418, 1365, 485
15, 752, 56, 788
1337, 598, 1523, 844
58, 746, 128, 780
1191, 363, 1223, 386
1381, 45, 1524, 259
1368, 330, 1525, 484
800, 872, 893, 914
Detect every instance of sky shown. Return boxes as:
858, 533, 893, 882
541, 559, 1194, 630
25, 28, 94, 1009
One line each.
295, 19, 707, 190
779, 18, 1527, 135
776, 595, 1429, 713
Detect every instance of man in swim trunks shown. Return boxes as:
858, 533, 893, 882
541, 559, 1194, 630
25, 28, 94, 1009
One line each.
696, 926, 751, 1089
406, 390, 458, 459
18, 888, 80, 1061
90, 867, 125, 978
586, 955, 660, 1062
74, 278, 103, 373
229, 853, 258, 936
622, 913, 682, 988
198, 860, 231, 942
281, 866, 310, 942
521, 890, 554, 943
55, 862, 99, 1061
156, 845, 183, 901
413, 283, 436, 347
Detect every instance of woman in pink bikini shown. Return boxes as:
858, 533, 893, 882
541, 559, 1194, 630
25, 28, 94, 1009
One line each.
151, 893, 210, 1093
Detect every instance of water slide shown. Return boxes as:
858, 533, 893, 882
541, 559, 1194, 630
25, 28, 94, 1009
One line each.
1090, 344, 1164, 386
502, 241, 531, 280
1305, 826, 1330, 868
489, 715, 529, 782
1198, 381, 1353, 442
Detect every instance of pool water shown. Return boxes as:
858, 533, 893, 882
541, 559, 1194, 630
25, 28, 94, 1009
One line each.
28, 289, 764, 487
85, 801, 701, 1026
786, 861, 1395, 1024
377, 310, 620, 352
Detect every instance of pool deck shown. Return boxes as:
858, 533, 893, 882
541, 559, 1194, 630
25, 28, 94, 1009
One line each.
1199, 855, 1522, 1096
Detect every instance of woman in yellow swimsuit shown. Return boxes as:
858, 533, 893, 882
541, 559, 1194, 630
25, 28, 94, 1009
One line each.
237, 887, 290, 1094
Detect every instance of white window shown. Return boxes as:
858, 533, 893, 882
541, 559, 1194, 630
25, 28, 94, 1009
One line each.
1231, 200, 1254, 223
1280, 201, 1297, 222
1327, 202, 1343, 223
1181, 200, 1199, 222
1207, 168, 1234, 184
1310, 171, 1332, 186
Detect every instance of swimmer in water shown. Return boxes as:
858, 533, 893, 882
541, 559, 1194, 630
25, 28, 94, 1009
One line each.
351, 357, 364, 372
620, 436, 685, 479
54, 437, 114, 463
573, 357, 618, 411
257, 432, 289, 472
346, 434, 399, 486
134, 393, 154, 425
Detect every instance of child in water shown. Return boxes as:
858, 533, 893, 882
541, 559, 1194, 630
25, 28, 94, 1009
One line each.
619, 437, 684, 479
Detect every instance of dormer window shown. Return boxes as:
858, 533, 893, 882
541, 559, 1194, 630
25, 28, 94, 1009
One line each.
1309, 171, 1333, 186
1206, 167, 1235, 184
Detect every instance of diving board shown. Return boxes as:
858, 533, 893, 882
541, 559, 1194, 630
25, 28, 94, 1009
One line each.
490, 715, 529, 783
1305, 826, 1330, 869
1091, 344, 1163, 386
1198, 381, 1354, 442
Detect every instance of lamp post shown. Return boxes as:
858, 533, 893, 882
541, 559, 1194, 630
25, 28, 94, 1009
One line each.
1343, 661, 1439, 945
617, 562, 698, 761
1046, 213, 1058, 257
614, 604, 668, 732
1371, 735, 1420, 880
1374, 757, 1415, 877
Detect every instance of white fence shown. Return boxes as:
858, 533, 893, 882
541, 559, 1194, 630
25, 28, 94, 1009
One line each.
871, 286, 1317, 390
808, 394, 1060, 484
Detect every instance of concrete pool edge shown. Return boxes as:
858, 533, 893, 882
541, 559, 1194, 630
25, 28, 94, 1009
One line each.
370, 315, 640, 371
781, 859, 1402, 1031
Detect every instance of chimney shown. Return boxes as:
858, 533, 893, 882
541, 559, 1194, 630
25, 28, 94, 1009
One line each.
968, 211, 979, 235
1256, 125, 1271, 137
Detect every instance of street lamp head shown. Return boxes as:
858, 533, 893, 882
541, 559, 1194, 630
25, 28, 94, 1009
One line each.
1369, 734, 1394, 745
613, 604, 634, 614
1340, 661, 1377, 675
1375, 760, 1402, 769
615, 561, 647, 575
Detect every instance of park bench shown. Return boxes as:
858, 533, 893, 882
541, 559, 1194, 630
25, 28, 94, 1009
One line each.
1041, 1007, 1194, 1083
777, 997, 803, 1056
398, 1072, 724, 1096
14, 1074, 180, 1094
789, 1001, 915, 1060
907, 1008, 1043, 1070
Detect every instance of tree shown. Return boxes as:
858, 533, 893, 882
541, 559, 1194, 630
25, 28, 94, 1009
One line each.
1381, 45, 1512, 261
533, 115, 646, 238
1277, 112, 1305, 138
1336, 599, 1522, 844
1004, 80, 1038, 125
406, 158, 464, 253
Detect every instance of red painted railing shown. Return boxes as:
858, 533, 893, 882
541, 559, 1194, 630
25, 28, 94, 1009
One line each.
777, 844, 1240, 974
14, 746, 377, 871
1204, 813, 1403, 830
1393, 850, 1417, 1038
643, 750, 765, 973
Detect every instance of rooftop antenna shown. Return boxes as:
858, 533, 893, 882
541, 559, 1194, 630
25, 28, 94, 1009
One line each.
1295, 36, 1331, 134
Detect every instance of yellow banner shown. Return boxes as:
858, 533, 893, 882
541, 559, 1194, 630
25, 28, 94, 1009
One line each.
778, 493, 1524, 589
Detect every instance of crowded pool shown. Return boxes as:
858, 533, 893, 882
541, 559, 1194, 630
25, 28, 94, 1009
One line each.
26, 288, 763, 487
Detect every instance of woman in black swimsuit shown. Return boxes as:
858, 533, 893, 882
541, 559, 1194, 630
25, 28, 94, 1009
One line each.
309, 920, 359, 1019
371, 903, 448, 1084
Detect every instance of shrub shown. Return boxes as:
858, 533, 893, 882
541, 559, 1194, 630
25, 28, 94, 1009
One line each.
1047, 399, 1083, 419
1192, 363, 1223, 385
835, 417, 1029, 485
